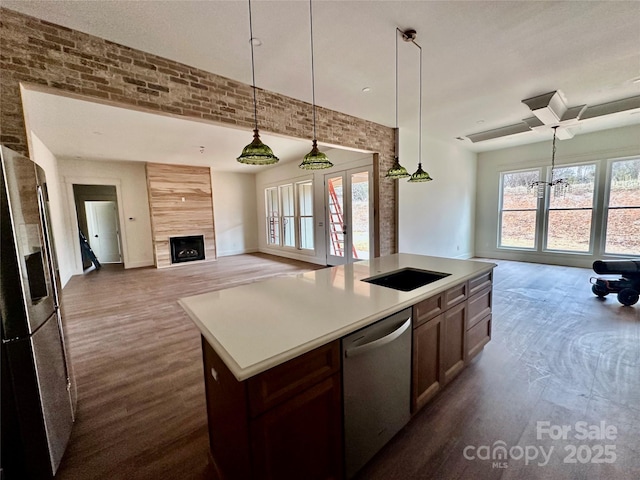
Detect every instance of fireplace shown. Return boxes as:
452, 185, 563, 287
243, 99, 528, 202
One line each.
170, 235, 205, 264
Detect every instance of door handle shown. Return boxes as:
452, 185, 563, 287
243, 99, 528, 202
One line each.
345, 318, 411, 358
94, 235, 98, 238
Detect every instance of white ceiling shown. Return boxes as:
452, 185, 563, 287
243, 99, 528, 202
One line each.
21, 87, 366, 172
5, 0, 640, 164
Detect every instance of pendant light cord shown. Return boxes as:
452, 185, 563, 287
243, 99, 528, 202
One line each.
550, 125, 558, 182
309, 0, 317, 141
415, 41, 422, 167
248, 0, 258, 130
395, 28, 400, 129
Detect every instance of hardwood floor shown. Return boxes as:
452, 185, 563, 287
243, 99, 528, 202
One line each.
56, 256, 640, 479
56, 253, 323, 480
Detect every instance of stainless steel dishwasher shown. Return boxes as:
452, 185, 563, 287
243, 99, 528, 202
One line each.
342, 307, 412, 479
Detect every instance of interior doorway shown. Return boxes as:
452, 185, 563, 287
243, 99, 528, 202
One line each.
325, 166, 373, 266
73, 184, 123, 268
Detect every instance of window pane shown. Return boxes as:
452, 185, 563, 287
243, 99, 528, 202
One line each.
351, 172, 369, 260
502, 171, 539, 210
605, 209, 640, 255
265, 188, 279, 245
546, 210, 592, 252
328, 176, 345, 257
549, 165, 596, 209
298, 181, 314, 250
300, 217, 314, 250
280, 185, 294, 216
298, 182, 313, 216
500, 211, 536, 248
609, 159, 640, 207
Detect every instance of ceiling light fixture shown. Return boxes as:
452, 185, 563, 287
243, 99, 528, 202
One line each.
529, 126, 569, 198
237, 0, 279, 166
385, 28, 410, 180
405, 30, 433, 183
299, 0, 333, 170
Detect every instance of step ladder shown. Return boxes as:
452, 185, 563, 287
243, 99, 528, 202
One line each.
327, 181, 358, 259
79, 230, 101, 270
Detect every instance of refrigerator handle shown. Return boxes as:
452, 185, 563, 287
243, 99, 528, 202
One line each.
37, 184, 61, 308
54, 308, 72, 390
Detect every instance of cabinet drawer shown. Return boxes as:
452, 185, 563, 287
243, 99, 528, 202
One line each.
466, 314, 491, 360
444, 282, 467, 309
467, 286, 492, 330
248, 340, 340, 417
413, 293, 444, 328
468, 270, 493, 297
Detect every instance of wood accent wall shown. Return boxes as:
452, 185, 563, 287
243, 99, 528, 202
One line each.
146, 163, 216, 268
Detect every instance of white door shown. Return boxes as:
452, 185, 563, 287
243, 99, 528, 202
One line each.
325, 167, 373, 266
85, 201, 122, 263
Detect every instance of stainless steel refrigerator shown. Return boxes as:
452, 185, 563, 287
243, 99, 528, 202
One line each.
1, 145, 76, 479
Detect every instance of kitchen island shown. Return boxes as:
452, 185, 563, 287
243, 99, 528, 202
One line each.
179, 254, 496, 480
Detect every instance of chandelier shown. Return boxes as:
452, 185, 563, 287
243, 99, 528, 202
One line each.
529, 126, 568, 197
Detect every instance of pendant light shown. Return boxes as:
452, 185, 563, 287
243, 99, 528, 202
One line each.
407, 31, 433, 183
386, 29, 410, 179
529, 126, 569, 197
237, 0, 279, 165
299, 0, 333, 170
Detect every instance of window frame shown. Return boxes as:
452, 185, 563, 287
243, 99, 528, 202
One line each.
541, 162, 599, 255
296, 179, 314, 252
263, 179, 315, 253
601, 156, 640, 257
497, 168, 542, 251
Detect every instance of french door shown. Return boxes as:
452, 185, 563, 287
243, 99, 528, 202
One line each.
325, 167, 373, 265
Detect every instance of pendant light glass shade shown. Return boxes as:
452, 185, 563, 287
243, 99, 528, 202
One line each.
385, 156, 410, 179
408, 163, 433, 182
237, 129, 280, 165
299, 0, 332, 170
237, 0, 278, 166
299, 139, 333, 170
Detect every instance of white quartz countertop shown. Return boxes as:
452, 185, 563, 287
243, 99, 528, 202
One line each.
178, 254, 496, 381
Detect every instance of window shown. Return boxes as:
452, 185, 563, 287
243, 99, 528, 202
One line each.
499, 170, 540, 249
605, 158, 640, 255
265, 180, 314, 251
298, 181, 314, 250
545, 164, 596, 252
266, 187, 279, 246
280, 184, 295, 247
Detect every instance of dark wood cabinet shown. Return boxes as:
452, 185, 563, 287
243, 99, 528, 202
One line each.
202, 338, 343, 480
412, 312, 443, 412
411, 271, 493, 414
251, 374, 342, 480
441, 301, 466, 384
466, 284, 492, 361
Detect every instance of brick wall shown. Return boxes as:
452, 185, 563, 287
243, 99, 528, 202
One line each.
0, 7, 396, 255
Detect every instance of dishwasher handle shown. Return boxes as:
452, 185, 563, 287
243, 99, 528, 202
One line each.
345, 318, 411, 358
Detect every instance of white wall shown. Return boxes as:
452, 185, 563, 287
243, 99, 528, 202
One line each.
211, 172, 258, 257
58, 158, 154, 273
29, 134, 75, 286
398, 134, 477, 259
475, 124, 640, 267
255, 148, 372, 265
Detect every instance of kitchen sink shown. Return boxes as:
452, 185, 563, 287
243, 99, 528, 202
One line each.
362, 268, 451, 292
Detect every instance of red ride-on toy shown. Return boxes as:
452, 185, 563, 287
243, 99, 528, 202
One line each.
590, 260, 640, 306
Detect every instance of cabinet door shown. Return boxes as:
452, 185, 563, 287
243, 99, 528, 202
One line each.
250, 374, 343, 480
442, 301, 466, 385
412, 314, 443, 413
202, 337, 251, 480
